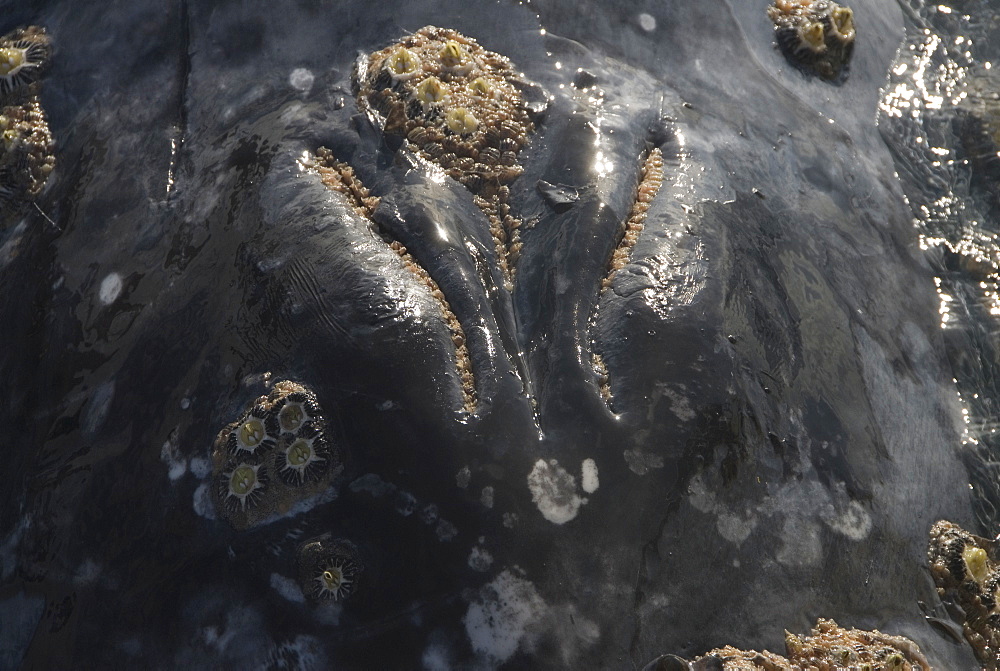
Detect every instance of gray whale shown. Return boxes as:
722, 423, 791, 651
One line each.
0, 0, 993, 668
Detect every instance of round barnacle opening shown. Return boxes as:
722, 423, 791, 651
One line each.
1, 128, 17, 150
0, 48, 25, 76
299, 537, 364, 603
239, 418, 266, 447
797, 21, 827, 53
219, 462, 268, 512
828, 6, 855, 42
439, 40, 472, 73
318, 564, 350, 599
883, 652, 905, 670
445, 107, 479, 135
468, 77, 493, 99
415, 76, 448, 105
0, 38, 47, 96
278, 402, 307, 433
276, 435, 329, 486
385, 47, 422, 81
963, 544, 989, 585
227, 413, 275, 459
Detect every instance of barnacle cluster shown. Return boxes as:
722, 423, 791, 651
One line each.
0, 26, 54, 221
357, 26, 540, 287
681, 619, 930, 670
305, 148, 477, 412
297, 536, 364, 603
211, 380, 342, 529
928, 520, 1000, 669
767, 0, 855, 80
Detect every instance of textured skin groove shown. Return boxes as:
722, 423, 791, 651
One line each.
306, 147, 477, 412
591, 148, 664, 407
602, 148, 664, 292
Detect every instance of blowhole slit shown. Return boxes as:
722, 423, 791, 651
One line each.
591, 147, 664, 409
305, 147, 477, 413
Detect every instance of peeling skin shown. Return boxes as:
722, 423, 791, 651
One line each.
664, 618, 930, 670
211, 380, 343, 530
928, 520, 1000, 669
766, 0, 855, 80
357, 25, 540, 288
305, 148, 477, 412
0, 26, 53, 223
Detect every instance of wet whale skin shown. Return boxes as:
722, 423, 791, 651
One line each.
0, 0, 985, 668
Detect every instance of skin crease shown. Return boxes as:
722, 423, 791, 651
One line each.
0, 0, 990, 669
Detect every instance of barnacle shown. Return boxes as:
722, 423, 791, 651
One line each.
275, 429, 330, 486
797, 21, 827, 54
218, 462, 268, 513
226, 404, 278, 460
357, 25, 543, 287
385, 47, 421, 81
445, 107, 478, 135
767, 0, 854, 80
210, 380, 343, 529
684, 618, 930, 670
439, 39, 473, 74
827, 6, 855, 42
298, 537, 364, 602
415, 76, 448, 105
928, 520, 1000, 669
275, 390, 321, 434
468, 77, 493, 98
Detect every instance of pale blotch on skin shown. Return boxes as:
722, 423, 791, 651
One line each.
527, 459, 585, 524
98, 272, 123, 305
581, 458, 599, 494
288, 68, 314, 93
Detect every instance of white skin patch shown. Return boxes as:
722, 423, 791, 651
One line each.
822, 499, 872, 541
638, 13, 657, 32
464, 570, 546, 663
527, 459, 585, 524
288, 68, 314, 93
464, 570, 600, 664
581, 459, 599, 494
468, 546, 494, 572
98, 272, 122, 305
269, 573, 305, 603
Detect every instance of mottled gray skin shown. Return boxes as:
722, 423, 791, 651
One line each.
0, 0, 985, 668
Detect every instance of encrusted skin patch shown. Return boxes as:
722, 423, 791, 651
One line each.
0, 26, 54, 222
659, 618, 930, 670
766, 0, 855, 80
211, 380, 343, 529
356, 25, 540, 287
928, 520, 1000, 669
